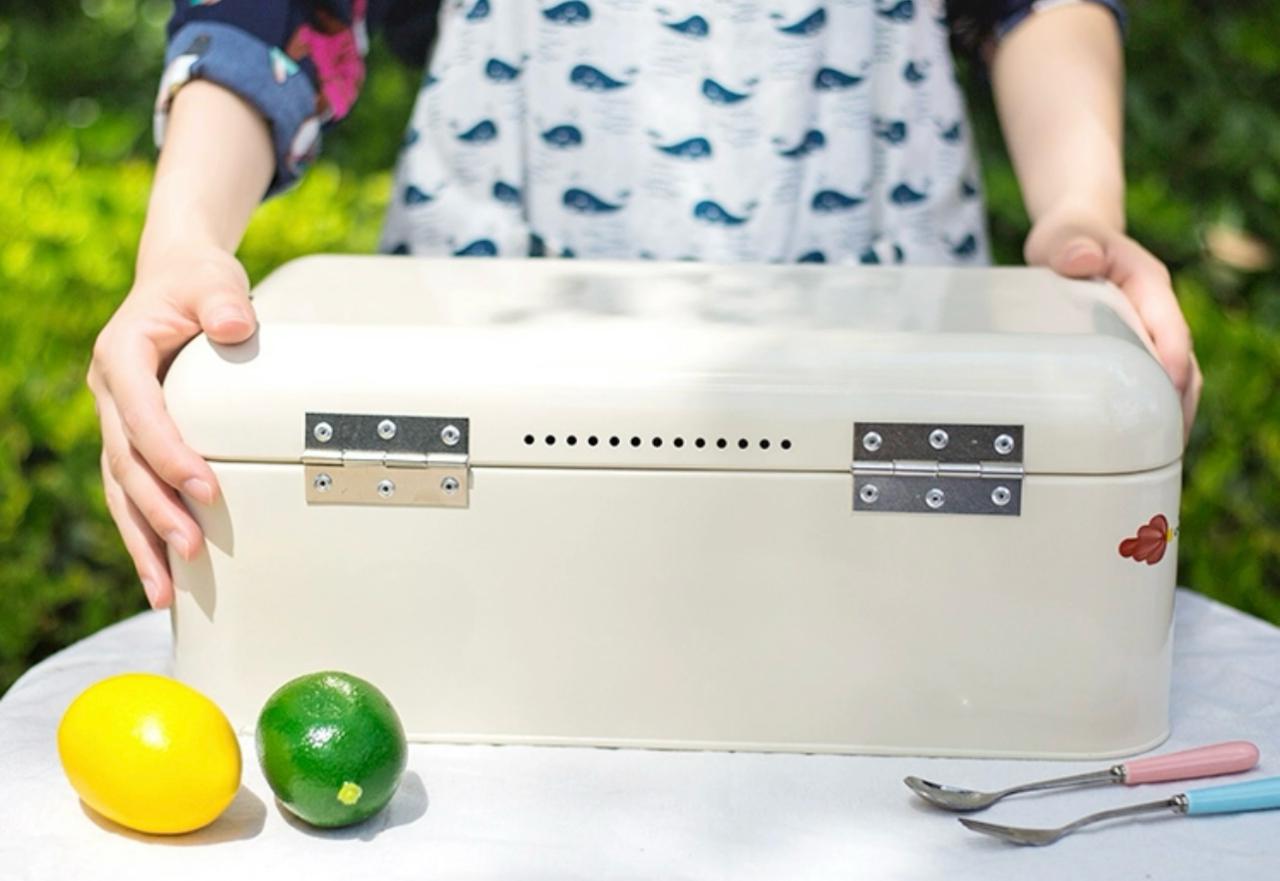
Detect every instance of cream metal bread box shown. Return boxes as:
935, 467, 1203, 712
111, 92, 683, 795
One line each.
165, 256, 1183, 758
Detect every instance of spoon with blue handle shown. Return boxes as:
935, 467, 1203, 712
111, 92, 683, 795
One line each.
959, 776, 1280, 846
905, 741, 1259, 812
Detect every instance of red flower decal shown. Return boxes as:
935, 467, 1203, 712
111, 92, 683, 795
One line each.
1119, 514, 1175, 565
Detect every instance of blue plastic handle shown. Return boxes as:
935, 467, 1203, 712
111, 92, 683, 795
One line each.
1185, 776, 1280, 816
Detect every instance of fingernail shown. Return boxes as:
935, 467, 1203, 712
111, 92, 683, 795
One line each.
1064, 241, 1096, 263
141, 578, 162, 608
183, 478, 215, 505
166, 530, 192, 560
208, 306, 249, 329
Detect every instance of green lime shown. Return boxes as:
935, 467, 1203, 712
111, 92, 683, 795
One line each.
255, 671, 408, 828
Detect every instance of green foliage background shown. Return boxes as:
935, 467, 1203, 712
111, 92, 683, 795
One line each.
1, 1, 1277, 692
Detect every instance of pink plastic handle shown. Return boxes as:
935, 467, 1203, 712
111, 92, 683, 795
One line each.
1122, 741, 1260, 785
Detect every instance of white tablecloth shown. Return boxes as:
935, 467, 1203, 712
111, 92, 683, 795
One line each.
2, 589, 1277, 879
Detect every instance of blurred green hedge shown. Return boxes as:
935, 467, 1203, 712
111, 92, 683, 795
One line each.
1, 1, 1278, 692
0, 131, 395, 690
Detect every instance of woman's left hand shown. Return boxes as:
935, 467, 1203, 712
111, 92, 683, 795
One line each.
1026, 214, 1202, 440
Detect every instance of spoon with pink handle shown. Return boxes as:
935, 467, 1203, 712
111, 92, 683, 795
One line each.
904, 741, 1260, 812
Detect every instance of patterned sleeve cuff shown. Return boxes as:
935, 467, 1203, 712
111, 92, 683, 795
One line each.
154, 22, 323, 197
995, 0, 1128, 41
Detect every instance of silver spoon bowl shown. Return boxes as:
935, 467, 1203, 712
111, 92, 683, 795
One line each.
904, 767, 1122, 812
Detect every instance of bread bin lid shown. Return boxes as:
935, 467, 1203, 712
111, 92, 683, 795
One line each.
164, 256, 1182, 476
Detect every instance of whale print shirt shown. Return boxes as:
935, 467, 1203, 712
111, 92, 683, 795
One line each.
158, 0, 1125, 265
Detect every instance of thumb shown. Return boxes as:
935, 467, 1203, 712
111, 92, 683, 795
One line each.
196, 289, 257, 345
1046, 235, 1108, 280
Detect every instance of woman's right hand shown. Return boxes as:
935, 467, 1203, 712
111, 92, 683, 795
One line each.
88, 245, 258, 609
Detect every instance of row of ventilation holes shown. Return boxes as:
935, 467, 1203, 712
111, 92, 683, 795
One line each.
523, 434, 792, 451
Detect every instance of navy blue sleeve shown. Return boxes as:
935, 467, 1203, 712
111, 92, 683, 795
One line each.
995, 0, 1128, 40
155, 1, 379, 196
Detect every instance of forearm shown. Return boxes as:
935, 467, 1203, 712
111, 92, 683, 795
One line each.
991, 2, 1125, 231
138, 80, 274, 272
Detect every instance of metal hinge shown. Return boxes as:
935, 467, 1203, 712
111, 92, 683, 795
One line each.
851, 422, 1024, 516
303, 413, 470, 507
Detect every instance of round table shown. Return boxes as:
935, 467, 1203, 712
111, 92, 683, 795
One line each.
2, 589, 1277, 879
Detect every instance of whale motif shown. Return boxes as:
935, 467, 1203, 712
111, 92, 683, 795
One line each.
702, 78, 752, 104
814, 66, 865, 90
528, 233, 547, 257
569, 64, 631, 91
484, 58, 522, 82
859, 243, 905, 264
949, 234, 978, 258
456, 119, 498, 143
563, 188, 626, 213
389, 242, 410, 255
938, 120, 962, 143
811, 189, 866, 212
875, 0, 915, 22
541, 124, 584, 148
777, 129, 826, 158
961, 179, 979, 199
542, 1, 592, 24
889, 182, 928, 205
663, 14, 709, 38
775, 8, 827, 36
655, 136, 713, 159
465, 0, 490, 21
874, 118, 907, 145
453, 238, 498, 257
797, 250, 826, 263
693, 200, 751, 226
403, 184, 434, 205
560, 246, 577, 258
492, 180, 522, 205
903, 60, 928, 84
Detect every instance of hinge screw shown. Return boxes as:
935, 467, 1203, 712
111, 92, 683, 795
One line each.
859, 483, 880, 504
313, 473, 332, 492
440, 476, 460, 495
377, 479, 396, 498
441, 424, 461, 446
994, 433, 1015, 455
929, 429, 949, 450
925, 488, 946, 509
377, 419, 398, 440
991, 485, 1012, 506
313, 421, 334, 443
861, 431, 882, 453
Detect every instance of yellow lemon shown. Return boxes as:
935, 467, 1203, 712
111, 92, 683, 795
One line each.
57, 673, 241, 835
